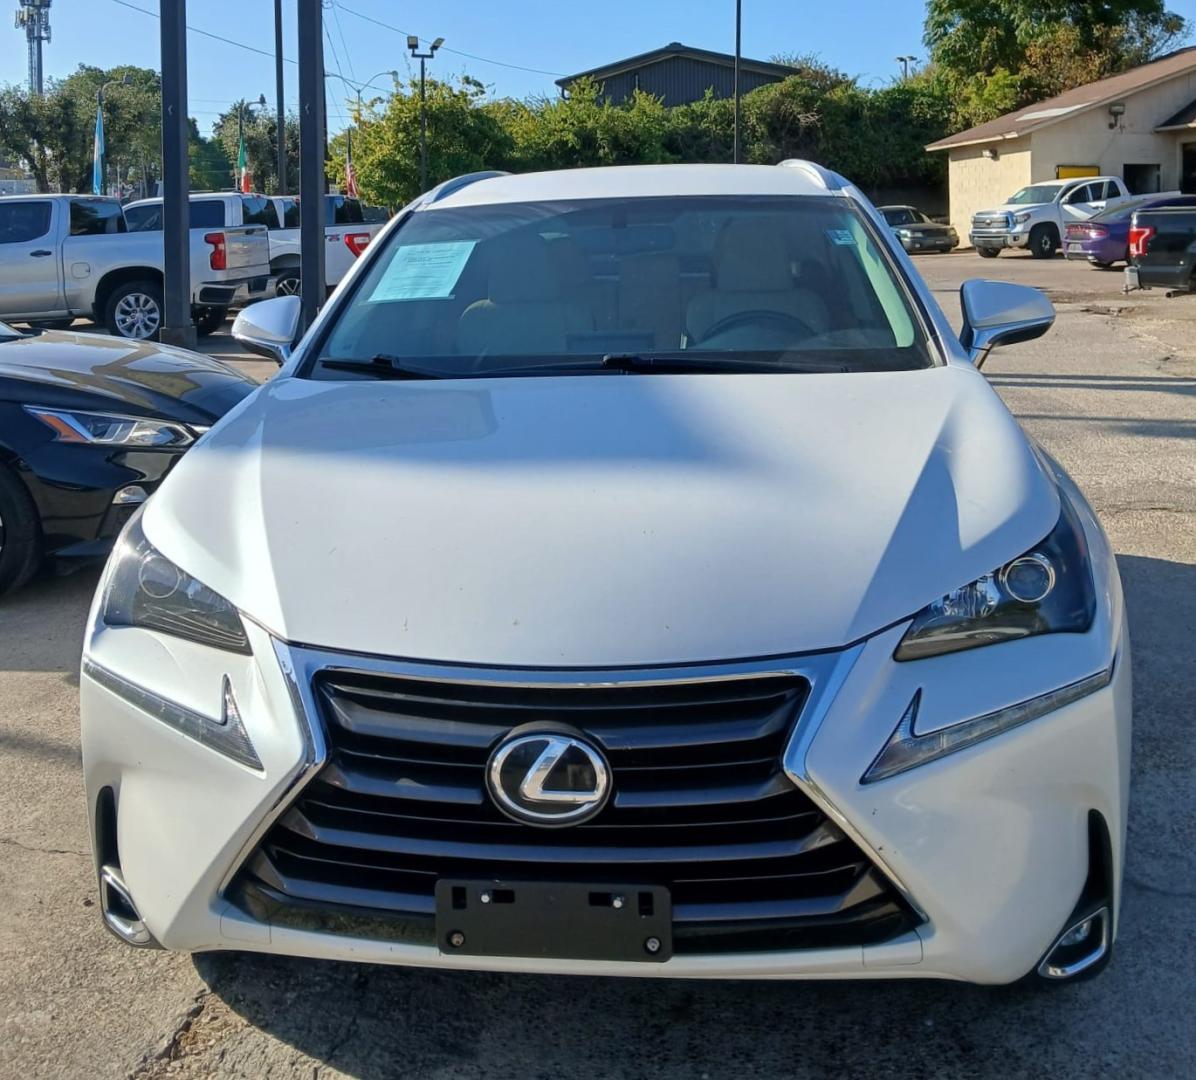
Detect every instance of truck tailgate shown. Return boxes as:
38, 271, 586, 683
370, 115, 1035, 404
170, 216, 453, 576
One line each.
220, 225, 271, 276
324, 223, 383, 287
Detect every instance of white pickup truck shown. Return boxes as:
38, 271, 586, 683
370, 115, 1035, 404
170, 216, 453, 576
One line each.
125, 192, 383, 299
969, 176, 1130, 258
0, 194, 270, 338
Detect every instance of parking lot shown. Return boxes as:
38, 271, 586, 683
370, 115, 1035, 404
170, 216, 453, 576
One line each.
1, 250, 1193, 1079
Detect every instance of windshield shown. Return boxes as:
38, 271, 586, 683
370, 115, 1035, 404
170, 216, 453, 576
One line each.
1007, 185, 1065, 205
881, 208, 918, 226
312, 195, 931, 379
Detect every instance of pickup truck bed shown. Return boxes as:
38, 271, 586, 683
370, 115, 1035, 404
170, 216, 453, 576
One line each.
1125, 206, 1196, 294
0, 194, 271, 339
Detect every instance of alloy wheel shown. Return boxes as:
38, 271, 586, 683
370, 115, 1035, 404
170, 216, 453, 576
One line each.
114, 292, 162, 339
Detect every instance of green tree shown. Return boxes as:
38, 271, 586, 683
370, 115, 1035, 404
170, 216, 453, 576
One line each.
925, 1, 1188, 122
0, 64, 161, 192
212, 104, 300, 194
329, 76, 512, 206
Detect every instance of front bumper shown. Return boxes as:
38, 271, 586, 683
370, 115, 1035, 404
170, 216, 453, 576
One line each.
899, 236, 958, 254
18, 446, 183, 559
81, 596, 1130, 984
969, 230, 1029, 250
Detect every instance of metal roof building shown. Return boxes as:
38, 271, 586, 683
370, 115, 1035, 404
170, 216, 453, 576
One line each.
556, 42, 794, 106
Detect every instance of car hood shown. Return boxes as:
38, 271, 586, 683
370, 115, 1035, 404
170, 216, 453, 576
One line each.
0, 329, 256, 422
147, 365, 1060, 667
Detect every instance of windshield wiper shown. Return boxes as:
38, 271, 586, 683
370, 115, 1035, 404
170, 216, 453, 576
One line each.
320, 355, 448, 380
600, 352, 829, 374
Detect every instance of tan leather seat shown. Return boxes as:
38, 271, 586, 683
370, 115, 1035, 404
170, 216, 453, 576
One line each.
686, 220, 830, 344
458, 233, 593, 357
618, 254, 683, 350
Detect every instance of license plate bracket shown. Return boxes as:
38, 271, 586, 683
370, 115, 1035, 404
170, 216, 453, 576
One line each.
435, 880, 672, 963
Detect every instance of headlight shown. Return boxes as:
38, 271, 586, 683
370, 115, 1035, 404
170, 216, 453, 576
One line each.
896, 229, 913, 239
895, 494, 1095, 661
1013, 212, 1032, 226
25, 406, 195, 448
102, 514, 250, 654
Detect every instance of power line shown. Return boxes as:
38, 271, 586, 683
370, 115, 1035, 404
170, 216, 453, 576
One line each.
336, 3, 567, 78
330, 1, 357, 83
105, 0, 349, 124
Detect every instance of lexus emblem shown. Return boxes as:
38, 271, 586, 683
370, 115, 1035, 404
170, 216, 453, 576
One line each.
486, 731, 611, 826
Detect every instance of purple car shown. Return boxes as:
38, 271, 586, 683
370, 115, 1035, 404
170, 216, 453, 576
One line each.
1064, 194, 1196, 267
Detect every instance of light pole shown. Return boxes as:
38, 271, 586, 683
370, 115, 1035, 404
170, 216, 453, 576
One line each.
237, 93, 267, 191
896, 55, 918, 80
733, 0, 742, 163
407, 35, 443, 192
354, 68, 399, 118
96, 74, 132, 195
274, 0, 286, 194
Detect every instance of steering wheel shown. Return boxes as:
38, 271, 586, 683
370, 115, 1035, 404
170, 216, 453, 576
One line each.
695, 309, 815, 346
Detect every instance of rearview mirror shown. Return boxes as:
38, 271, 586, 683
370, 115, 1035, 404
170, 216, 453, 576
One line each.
959, 280, 1055, 368
232, 295, 301, 365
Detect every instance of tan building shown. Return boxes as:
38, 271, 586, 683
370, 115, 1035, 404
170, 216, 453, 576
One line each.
928, 47, 1196, 242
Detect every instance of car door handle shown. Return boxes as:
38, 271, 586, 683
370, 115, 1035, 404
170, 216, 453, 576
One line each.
30, 249, 52, 257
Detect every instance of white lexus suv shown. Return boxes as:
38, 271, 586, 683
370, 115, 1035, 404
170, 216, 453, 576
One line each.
80, 163, 1130, 986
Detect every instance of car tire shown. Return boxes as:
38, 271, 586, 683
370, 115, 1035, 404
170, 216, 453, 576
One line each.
977, 247, 1000, 259
0, 464, 42, 597
275, 271, 301, 297
193, 306, 227, 337
105, 280, 164, 341
1029, 225, 1059, 260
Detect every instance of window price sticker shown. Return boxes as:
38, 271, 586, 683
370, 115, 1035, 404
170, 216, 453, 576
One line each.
367, 240, 478, 302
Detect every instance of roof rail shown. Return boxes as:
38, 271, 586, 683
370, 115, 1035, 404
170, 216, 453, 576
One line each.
425, 170, 510, 204
776, 159, 847, 191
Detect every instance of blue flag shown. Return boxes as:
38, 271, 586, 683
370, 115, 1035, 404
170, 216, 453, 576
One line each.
92, 105, 105, 195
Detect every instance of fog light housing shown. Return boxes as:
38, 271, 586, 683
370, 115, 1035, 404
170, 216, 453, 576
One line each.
112, 485, 148, 506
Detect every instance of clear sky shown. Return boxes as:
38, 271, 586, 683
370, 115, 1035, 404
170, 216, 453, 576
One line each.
4, 0, 1196, 137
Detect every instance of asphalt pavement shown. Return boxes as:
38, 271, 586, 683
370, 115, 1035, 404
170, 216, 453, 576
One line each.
1, 252, 1193, 1078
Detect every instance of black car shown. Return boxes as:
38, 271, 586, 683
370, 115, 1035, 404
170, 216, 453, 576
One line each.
0, 322, 257, 595
878, 205, 959, 254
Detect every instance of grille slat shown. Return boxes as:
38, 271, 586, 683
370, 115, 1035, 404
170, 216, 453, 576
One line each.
237, 668, 918, 954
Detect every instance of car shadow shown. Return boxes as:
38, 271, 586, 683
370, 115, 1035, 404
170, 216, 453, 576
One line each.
184, 551, 1195, 1077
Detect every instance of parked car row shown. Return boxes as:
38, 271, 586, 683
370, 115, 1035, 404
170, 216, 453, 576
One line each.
0, 194, 270, 339
122, 192, 386, 299
0, 191, 387, 343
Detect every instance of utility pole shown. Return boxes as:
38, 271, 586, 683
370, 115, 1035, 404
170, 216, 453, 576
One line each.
732, 0, 742, 164
407, 36, 443, 192
159, 0, 194, 348
298, 0, 326, 330
15, 0, 52, 95
274, 0, 286, 194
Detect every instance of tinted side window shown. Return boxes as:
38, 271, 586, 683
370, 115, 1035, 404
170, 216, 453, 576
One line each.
326, 195, 364, 224
240, 195, 278, 228
124, 204, 163, 231
276, 198, 300, 228
69, 198, 127, 236
0, 201, 52, 244
189, 201, 226, 229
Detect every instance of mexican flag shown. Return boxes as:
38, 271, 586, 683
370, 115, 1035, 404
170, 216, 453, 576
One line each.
237, 133, 252, 193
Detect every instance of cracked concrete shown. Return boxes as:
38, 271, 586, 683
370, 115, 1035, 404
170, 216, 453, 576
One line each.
1, 251, 1193, 1078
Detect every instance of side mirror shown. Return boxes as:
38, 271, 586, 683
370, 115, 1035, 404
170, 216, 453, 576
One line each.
959, 279, 1055, 368
232, 295, 301, 365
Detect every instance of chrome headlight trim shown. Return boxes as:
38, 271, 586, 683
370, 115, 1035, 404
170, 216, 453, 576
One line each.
82, 657, 262, 771
862, 661, 1115, 785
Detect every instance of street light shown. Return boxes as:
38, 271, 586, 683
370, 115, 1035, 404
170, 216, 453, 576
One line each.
896, 55, 918, 79
96, 74, 132, 196
407, 35, 443, 192
237, 93, 267, 191
354, 68, 400, 118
